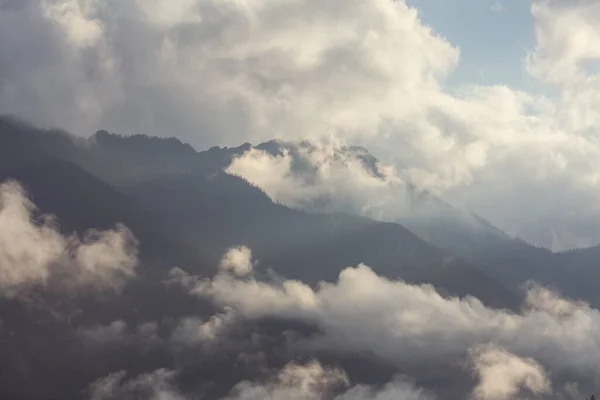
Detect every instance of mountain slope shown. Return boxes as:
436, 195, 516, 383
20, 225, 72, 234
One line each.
213, 140, 567, 291
0, 118, 522, 309
120, 170, 516, 307
0, 119, 223, 399
0, 119, 223, 323
75, 129, 520, 309
219, 139, 600, 307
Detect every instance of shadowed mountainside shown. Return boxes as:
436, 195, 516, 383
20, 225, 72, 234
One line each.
0, 117, 518, 309
2, 116, 600, 399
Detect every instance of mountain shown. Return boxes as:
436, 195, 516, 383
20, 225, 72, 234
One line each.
207, 139, 583, 298
10, 118, 599, 308
0, 119, 224, 399
3, 117, 600, 399
84, 131, 600, 309
0, 117, 523, 399
256, 140, 600, 307
0, 119, 214, 274
80, 129, 519, 309
127, 135, 597, 308
0, 118, 519, 309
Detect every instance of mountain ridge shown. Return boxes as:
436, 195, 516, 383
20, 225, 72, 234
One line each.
81, 129, 600, 306
0, 118, 520, 310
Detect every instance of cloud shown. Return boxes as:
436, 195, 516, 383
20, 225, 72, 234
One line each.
469, 346, 550, 400
226, 145, 420, 221
0, 180, 138, 297
222, 361, 433, 400
78, 320, 129, 345
77, 320, 160, 349
219, 246, 254, 277
4, 0, 600, 248
87, 369, 185, 400
224, 144, 486, 243
170, 308, 236, 347
0, 0, 458, 144
527, 0, 600, 86
337, 380, 433, 400
88, 361, 431, 400
177, 247, 600, 396
223, 361, 349, 400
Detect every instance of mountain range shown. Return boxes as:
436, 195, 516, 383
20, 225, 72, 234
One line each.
1, 115, 599, 399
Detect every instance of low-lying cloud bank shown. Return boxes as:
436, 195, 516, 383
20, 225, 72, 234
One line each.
88, 352, 555, 400
88, 361, 433, 400
160, 246, 600, 398
0, 180, 138, 297
3, 183, 597, 400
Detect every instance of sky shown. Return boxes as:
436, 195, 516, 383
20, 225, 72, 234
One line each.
406, 0, 536, 88
2, 0, 600, 250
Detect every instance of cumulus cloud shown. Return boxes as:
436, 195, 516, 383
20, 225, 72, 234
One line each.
223, 361, 349, 400
469, 346, 550, 400
222, 361, 433, 400
87, 369, 185, 400
177, 247, 600, 396
0, 180, 138, 297
4, 0, 600, 247
219, 246, 254, 277
0, 0, 457, 144
170, 308, 236, 347
527, 0, 600, 87
88, 361, 431, 400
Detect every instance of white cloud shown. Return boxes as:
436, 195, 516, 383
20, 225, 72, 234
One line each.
219, 246, 254, 277
42, 0, 105, 48
469, 345, 550, 400
0, 180, 65, 290
527, 0, 600, 86
88, 361, 432, 400
225, 144, 447, 225
83, 244, 600, 398
4, 0, 600, 248
170, 308, 236, 347
0, 0, 458, 143
0, 180, 138, 297
224, 361, 432, 400
87, 369, 185, 400
70, 226, 138, 291
223, 361, 349, 400
178, 247, 600, 394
